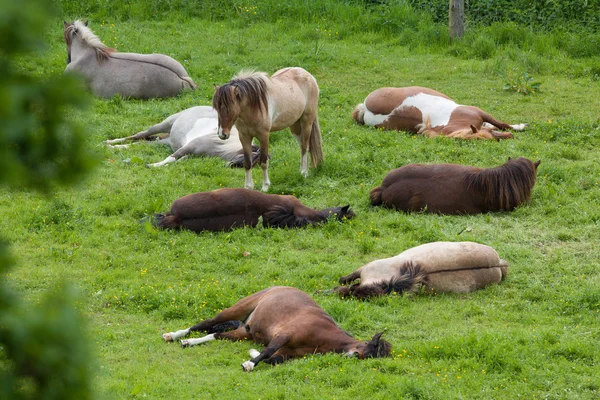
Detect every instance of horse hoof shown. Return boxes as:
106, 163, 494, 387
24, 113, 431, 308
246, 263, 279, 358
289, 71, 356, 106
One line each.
163, 333, 173, 342
181, 340, 190, 348
241, 361, 255, 372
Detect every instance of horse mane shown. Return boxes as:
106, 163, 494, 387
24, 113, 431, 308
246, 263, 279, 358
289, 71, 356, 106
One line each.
416, 117, 441, 138
338, 261, 426, 299
64, 20, 115, 63
464, 157, 538, 211
213, 70, 269, 115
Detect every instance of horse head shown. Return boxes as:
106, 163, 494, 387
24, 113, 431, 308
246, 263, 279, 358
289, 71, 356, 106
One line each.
347, 332, 392, 359
212, 84, 240, 140
321, 205, 355, 221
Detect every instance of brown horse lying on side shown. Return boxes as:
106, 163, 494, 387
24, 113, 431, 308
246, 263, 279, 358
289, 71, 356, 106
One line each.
154, 188, 354, 232
331, 242, 508, 298
370, 157, 540, 214
353, 86, 526, 140
163, 286, 391, 371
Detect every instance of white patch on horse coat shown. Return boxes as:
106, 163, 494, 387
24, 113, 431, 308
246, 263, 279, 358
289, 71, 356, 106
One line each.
399, 93, 460, 127
363, 109, 389, 126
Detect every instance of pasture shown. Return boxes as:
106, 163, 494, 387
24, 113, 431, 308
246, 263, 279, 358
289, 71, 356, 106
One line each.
3, 5, 600, 399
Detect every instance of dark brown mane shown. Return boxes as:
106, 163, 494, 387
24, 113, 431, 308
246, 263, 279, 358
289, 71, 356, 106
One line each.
464, 157, 538, 211
213, 72, 269, 116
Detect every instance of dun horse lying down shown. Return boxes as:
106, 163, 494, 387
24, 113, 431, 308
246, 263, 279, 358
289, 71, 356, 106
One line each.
332, 242, 508, 298
63, 20, 195, 98
105, 106, 259, 168
154, 188, 354, 232
163, 286, 391, 371
353, 86, 526, 140
370, 157, 540, 214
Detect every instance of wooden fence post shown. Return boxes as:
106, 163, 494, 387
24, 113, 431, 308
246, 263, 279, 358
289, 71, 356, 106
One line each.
449, 0, 465, 39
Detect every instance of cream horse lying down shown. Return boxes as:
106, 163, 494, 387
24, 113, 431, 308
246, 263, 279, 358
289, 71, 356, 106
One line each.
331, 242, 508, 298
353, 86, 526, 140
105, 106, 259, 168
64, 20, 196, 98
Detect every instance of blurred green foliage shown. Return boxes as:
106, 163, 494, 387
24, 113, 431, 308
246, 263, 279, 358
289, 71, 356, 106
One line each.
0, 0, 95, 398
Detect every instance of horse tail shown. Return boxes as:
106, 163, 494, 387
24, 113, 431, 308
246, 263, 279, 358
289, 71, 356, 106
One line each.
309, 117, 324, 168
181, 76, 197, 90
346, 261, 426, 299
153, 213, 180, 230
263, 205, 311, 228
369, 186, 383, 206
352, 103, 366, 125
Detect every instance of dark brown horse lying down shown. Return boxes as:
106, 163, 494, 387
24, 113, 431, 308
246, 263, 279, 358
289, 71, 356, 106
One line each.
353, 86, 526, 140
370, 157, 540, 214
163, 286, 391, 371
154, 188, 355, 232
333, 242, 508, 298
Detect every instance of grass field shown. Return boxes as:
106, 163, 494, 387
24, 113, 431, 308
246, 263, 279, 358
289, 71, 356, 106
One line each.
3, 8, 600, 400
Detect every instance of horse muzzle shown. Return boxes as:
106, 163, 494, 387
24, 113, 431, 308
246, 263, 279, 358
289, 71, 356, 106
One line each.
218, 127, 230, 140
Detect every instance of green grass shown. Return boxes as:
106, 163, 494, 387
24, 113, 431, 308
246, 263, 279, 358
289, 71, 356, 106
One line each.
3, 12, 600, 400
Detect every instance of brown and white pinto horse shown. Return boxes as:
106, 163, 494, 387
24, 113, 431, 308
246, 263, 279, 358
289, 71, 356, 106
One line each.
332, 242, 508, 298
370, 157, 540, 214
154, 188, 354, 232
212, 68, 323, 191
163, 286, 391, 371
353, 86, 526, 140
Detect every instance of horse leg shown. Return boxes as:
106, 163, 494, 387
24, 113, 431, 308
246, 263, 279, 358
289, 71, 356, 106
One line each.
291, 119, 310, 177
147, 140, 199, 168
105, 113, 178, 145
257, 134, 270, 192
241, 335, 290, 371
480, 111, 526, 131
163, 287, 273, 342
181, 325, 251, 348
339, 270, 361, 285
237, 133, 256, 190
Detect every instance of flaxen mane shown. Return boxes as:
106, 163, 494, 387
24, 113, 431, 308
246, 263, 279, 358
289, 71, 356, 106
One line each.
464, 157, 538, 211
64, 20, 114, 63
213, 71, 269, 115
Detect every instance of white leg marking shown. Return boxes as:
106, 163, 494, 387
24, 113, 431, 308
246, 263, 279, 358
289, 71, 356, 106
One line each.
106, 144, 130, 149
241, 360, 255, 372
105, 137, 128, 145
510, 123, 527, 131
249, 349, 261, 358
148, 156, 176, 168
482, 122, 495, 129
244, 170, 254, 190
300, 153, 309, 178
261, 162, 270, 192
163, 328, 190, 342
181, 333, 216, 348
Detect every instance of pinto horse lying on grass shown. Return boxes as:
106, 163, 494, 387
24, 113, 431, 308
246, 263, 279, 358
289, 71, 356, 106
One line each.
331, 242, 508, 298
370, 157, 540, 215
163, 286, 391, 371
353, 86, 526, 140
154, 188, 354, 232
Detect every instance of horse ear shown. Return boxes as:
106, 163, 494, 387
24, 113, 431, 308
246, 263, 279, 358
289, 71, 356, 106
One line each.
371, 332, 384, 343
507, 156, 512, 161
84, 20, 89, 26
213, 83, 219, 90
470, 125, 478, 133
341, 205, 349, 213
534, 160, 541, 169
234, 86, 241, 99
64, 21, 68, 27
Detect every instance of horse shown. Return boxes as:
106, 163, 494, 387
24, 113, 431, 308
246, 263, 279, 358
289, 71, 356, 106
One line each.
162, 286, 391, 371
212, 68, 323, 191
331, 242, 509, 298
154, 188, 354, 232
353, 86, 526, 140
370, 157, 540, 214
63, 20, 196, 99
104, 106, 260, 168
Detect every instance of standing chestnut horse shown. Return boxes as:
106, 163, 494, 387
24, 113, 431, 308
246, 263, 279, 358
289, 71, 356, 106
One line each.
163, 286, 391, 371
330, 242, 509, 298
63, 20, 196, 98
370, 157, 540, 214
212, 68, 323, 191
154, 188, 354, 232
353, 86, 526, 139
